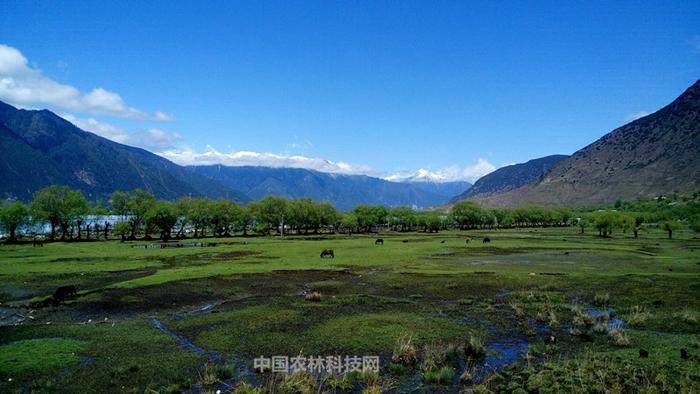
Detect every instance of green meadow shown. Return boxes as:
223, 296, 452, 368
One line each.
1, 228, 699, 392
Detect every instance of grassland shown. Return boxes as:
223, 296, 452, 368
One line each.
0, 228, 699, 393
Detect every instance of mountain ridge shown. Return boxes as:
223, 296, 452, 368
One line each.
450, 155, 568, 202
0, 101, 248, 202
473, 80, 700, 207
188, 165, 465, 210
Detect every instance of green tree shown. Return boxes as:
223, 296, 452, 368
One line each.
210, 199, 244, 236
30, 185, 88, 240
145, 201, 179, 240
592, 210, 618, 237
113, 221, 131, 242
389, 206, 417, 232
690, 217, 700, 235
422, 212, 443, 233
352, 205, 388, 233
0, 202, 30, 242
451, 201, 483, 229
186, 198, 214, 238
251, 196, 288, 235
660, 220, 679, 240
340, 212, 359, 235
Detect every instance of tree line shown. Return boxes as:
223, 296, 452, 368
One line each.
1, 185, 699, 243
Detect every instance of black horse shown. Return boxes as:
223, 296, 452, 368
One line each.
375, 238, 384, 245
53, 285, 77, 305
483, 237, 491, 243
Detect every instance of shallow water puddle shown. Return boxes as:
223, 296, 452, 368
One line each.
131, 242, 217, 249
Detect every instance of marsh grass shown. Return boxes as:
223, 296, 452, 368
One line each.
626, 305, 652, 327
392, 334, 417, 365
607, 329, 631, 347
675, 308, 697, 324
593, 292, 610, 307
464, 335, 485, 359
422, 366, 455, 385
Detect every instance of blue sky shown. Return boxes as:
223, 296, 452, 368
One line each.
1, 1, 699, 182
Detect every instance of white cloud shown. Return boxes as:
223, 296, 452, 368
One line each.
60, 113, 130, 144
59, 113, 181, 150
385, 159, 497, 183
0, 44, 173, 120
624, 110, 651, 122
159, 146, 376, 175
135, 128, 182, 151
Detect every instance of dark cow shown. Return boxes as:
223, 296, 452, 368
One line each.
483, 237, 491, 243
402, 240, 409, 243
440, 240, 446, 244
639, 349, 649, 358
320, 249, 335, 258
53, 285, 77, 305
681, 348, 689, 360
375, 238, 384, 245
33, 239, 44, 247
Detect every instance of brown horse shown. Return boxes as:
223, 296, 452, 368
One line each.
320, 249, 335, 258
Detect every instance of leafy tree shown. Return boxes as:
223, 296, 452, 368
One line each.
340, 212, 359, 235
110, 189, 156, 239
618, 213, 636, 236
389, 206, 417, 232
210, 199, 244, 236
660, 220, 680, 240
145, 201, 179, 240
30, 185, 88, 240
690, 217, 700, 235
422, 212, 443, 233
352, 205, 388, 233
592, 210, 618, 237
250, 196, 288, 235
110, 191, 130, 218
113, 221, 131, 242
451, 201, 483, 229
0, 202, 30, 242
186, 198, 213, 238
318, 202, 340, 233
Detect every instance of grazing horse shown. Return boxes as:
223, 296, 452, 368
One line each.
320, 249, 335, 258
482, 237, 491, 243
53, 285, 77, 305
402, 240, 409, 243
375, 238, 384, 245
33, 239, 44, 247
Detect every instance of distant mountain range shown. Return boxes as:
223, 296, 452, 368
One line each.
450, 155, 568, 202
0, 101, 248, 202
0, 101, 469, 208
3, 79, 697, 209
472, 80, 700, 207
188, 165, 469, 210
